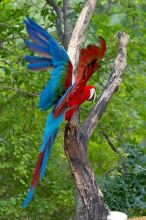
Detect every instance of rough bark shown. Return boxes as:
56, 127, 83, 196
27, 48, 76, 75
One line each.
46, 0, 64, 43
64, 122, 108, 220
63, 0, 73, 50
67, 0, 98, 81
100, 130, 121, 156
48, 1, 129, 219
64, 1, 109, 219
83, 32, 129, 139
64, 32, 129, 220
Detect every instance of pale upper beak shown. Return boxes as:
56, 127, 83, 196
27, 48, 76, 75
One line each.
88, 92, 96, 102
88, 88, 96, 102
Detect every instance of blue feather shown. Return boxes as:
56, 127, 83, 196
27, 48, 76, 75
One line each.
28, 62, 52, 70
26, 27, 49, 48
25, 55, 51, 64
24, 18, 70, 66
25, 40, 51, 58
38, 65, 67, 110
22, 187, 35, 208
40, 129, 58, 179
24, 18, 73, 110
40, 111, 64, 152
40, 84, 75, 152
24, 18, 51, 40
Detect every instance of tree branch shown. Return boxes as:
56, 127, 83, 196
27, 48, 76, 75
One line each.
67, 0, 98, 80
64, 122, 108, 220
83, 32, 130, 139
64, 1, 109, 219
101, 130, 121, 156
46, 0, 64, 43
63, 0, 73, 50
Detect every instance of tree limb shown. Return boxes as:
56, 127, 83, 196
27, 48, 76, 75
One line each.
63, 0, 73, 50
101, 130, 121, 156
64, 1, 109, 219
83, 32, 130, 139
64, 122, 108, 220
67, 0, 98, 80
46, 0, 64, 43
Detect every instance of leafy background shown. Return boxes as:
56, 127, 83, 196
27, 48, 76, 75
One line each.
0, 0, 146, 219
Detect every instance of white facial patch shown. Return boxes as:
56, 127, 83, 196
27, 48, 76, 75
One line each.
89, 88, 96, 100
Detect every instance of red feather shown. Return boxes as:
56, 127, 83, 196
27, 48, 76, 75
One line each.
31, 151, 44, 187
76, 36, 106, 84
31, 137, 51, 188
54, 85, 95, 119
54, 37, 106, 119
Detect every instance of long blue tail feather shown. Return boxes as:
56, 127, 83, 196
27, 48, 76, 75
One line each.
40, 111, 64, 152
22, 186, 35, 208
40, 129, 58, 179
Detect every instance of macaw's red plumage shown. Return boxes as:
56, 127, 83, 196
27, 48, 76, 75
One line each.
65, 85, 96, 120
76, 36, 106, 86
54, 38, 106, 120
22, 17, 106, 208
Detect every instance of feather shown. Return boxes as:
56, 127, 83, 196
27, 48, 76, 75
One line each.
25, 40, 51, 58
38, 65, 67, 110
26, 27, 50, 48
24, 18, 73, 111
40, 110, 64, 152
24, 18, 50, 43
27, 62, 53, 71
53, 83, 76, 118
76, 37, 106, 84
24, 18, 70, 66
22, 187, 35, 208
22, 129, 58, 208
40, 129, 58, 179
25, 55, 51, 64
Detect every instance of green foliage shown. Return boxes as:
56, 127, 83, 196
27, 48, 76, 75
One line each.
0, 0, 146, 219
102, 144, 146, 217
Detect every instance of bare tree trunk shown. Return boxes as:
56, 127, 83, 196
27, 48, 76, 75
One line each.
64, 123, 108, 220
63, 0, 73, 50
64, 32, 129, 219
47, 1, 129, 219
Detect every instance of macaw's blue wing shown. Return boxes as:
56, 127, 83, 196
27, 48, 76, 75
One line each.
24, 17, 73, 110
24, 17, 70, 66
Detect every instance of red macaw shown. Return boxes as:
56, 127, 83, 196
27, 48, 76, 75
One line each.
22, 18, 106, 208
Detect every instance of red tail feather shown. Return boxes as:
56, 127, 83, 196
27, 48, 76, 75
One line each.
31, 151, 45, 187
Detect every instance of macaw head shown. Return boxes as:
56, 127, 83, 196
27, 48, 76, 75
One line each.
84, 85, 96, 102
